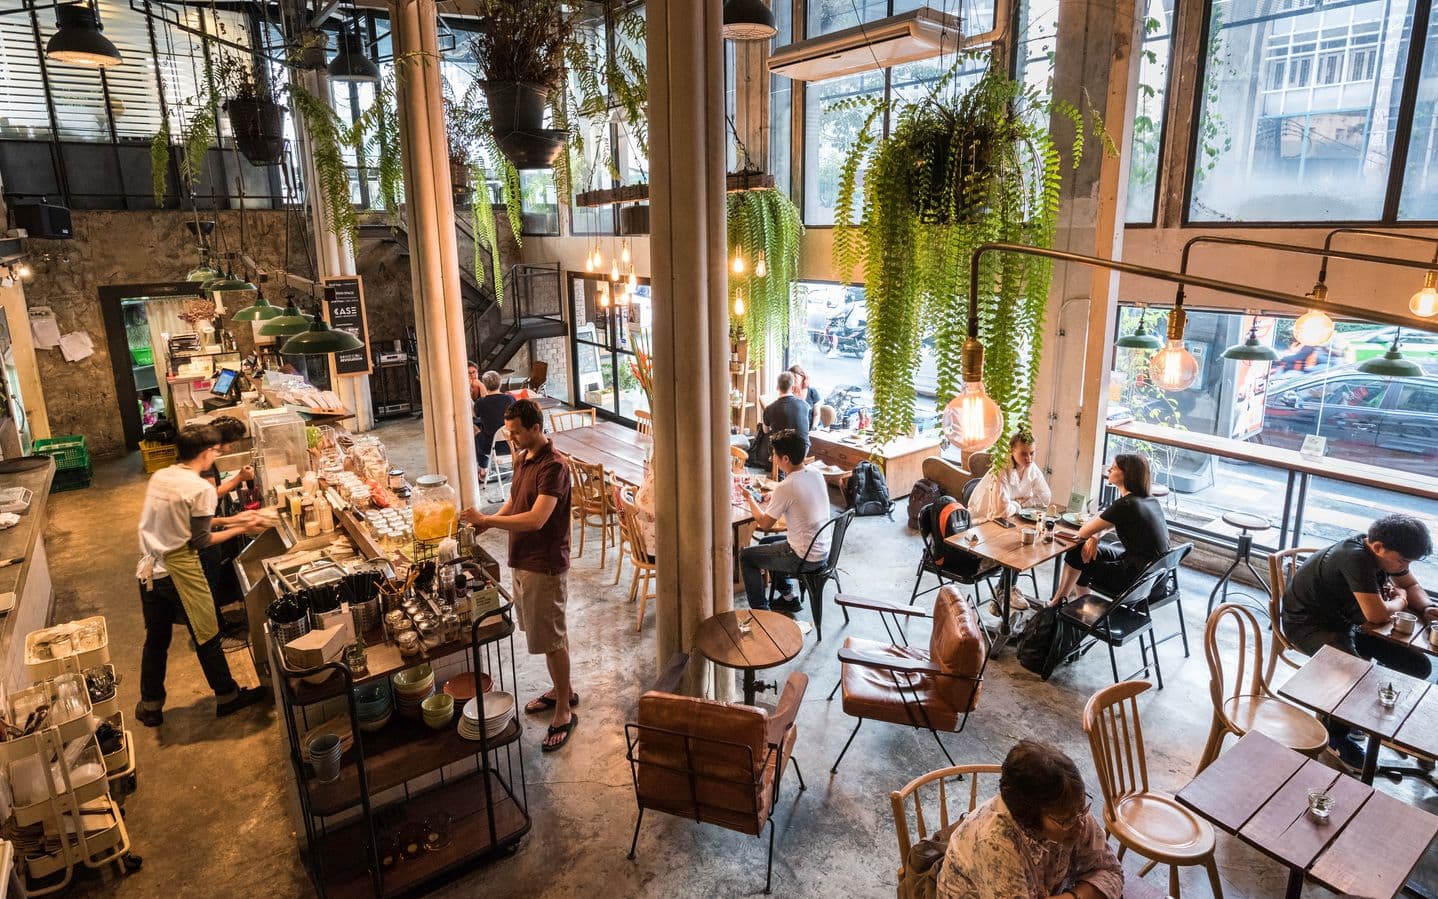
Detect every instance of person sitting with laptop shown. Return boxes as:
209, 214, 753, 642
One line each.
739, 429, 830, 615
1281, 514, 1437, 769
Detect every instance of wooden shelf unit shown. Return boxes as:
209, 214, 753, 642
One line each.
730, 336, 760, 435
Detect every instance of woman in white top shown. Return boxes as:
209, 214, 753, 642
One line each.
967, 431, 1052, 520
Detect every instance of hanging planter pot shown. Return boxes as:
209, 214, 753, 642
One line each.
495, 129, 568, 170
483, 81, 567, 170
225, 98, 286, 167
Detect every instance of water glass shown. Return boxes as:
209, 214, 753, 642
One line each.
1378, 681, 1400, 709
1306, 788, 1333, 822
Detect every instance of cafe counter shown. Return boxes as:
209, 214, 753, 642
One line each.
0, 458, 56, 692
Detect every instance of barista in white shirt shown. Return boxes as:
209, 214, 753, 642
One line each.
967, 430, 1052, 520
740, 429, 831, 615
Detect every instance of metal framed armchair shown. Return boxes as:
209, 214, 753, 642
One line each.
829, 586, 989, 772
625, 653, 808, 895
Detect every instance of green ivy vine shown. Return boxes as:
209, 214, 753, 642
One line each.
727, 187, 803, 364
833, 61, 1106, 445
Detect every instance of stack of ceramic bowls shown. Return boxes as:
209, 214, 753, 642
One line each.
421, 694, 454, 730
354, 680, 392, 733
392, 664, 435, 719
459, 692, 514, 742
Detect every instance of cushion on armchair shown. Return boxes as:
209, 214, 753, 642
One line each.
929, 586, 985, 713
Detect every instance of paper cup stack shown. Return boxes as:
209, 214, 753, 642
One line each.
459, 692, 514, 742
392, 664, 435, 720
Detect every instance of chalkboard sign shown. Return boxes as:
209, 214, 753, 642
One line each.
323, 276, 371, 375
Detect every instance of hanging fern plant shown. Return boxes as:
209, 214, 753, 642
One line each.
727, 187, 803, 364
834, 62, 1106, 444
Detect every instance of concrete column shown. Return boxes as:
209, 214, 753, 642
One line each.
389, 0, 481, 508
648, 0, 733, 696
1028, 0, 1143, 507
293, 70, 375, 433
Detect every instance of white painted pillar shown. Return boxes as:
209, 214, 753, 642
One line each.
389, 0, 480, 507
294, 69, 375, 432
649, 0, 733, 695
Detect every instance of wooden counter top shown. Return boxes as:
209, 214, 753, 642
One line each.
0, 457, 57, 690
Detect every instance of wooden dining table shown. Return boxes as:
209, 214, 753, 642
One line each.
694, 609, 804, 705
943, 517, 1078, 650
1177, 731, 1438, 899
1277, 644, 1438, 786
1361, 617, 1438, 658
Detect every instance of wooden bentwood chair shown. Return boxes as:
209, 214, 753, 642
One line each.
1265, 546, 1320, 683
625, 653, 808, 895
569, 458, 618, 566
1196, 603, 1327, 773
550, 408, 596, 432
890, 763, 1001, 899
1084, 681, 1223, 898
829, 586, 989, 772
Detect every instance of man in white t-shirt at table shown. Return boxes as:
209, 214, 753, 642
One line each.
740, 429, 832, 615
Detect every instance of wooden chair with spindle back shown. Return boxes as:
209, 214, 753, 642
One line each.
570, 458, 617, 566
634, 408, 653, 437
1083, 680, 1223, 898
1266, 547, 1320, 683
550, 408, 596, 432
890, 764, 1001, 899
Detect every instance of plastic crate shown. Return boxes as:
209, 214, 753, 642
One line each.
33, 435, 90, 472
139, 439, 177, 473
129, 346, 153, 367
52, 469, 93, 493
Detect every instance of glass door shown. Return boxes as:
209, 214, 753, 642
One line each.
569, 274, 652, 424
122, 300, 166, 430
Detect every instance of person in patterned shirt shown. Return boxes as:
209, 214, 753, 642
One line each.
937, 740, 1123, 899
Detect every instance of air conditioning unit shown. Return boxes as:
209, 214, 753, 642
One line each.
768, 7, 966, 82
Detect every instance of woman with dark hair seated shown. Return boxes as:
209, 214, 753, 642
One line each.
937, 740, 1122, 899
1051, 453, 1169, 605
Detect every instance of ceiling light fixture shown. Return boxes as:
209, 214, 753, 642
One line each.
1410, 271, 1438, 318
722, 0, 776, 41
1147, 295, 1199, 391
328, 22, 379, 83
281, 287, 364, 354
1115, 306, 1162, 350
257, 295, 314, 337
45, 2, 123, 69
1356, 330, 1422, 378
1221, 317, 1279, 362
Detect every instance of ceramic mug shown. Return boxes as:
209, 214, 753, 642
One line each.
1021, 528, 1037, 546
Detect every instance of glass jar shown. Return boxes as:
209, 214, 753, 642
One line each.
412, 474, 458, 542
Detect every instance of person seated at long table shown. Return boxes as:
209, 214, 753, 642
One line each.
1282, 514, 1437, 769
1051, 454, 1168, 606
967, 428, 1052, 520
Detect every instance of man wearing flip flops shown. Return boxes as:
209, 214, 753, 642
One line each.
461, 399, 577, 752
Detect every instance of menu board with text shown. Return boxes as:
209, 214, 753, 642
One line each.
323, 276, 371, 375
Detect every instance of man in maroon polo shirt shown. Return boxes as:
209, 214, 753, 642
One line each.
461, 399, 577, 751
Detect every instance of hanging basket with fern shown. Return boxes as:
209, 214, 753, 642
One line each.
727, 187, 804, 364
225, 98, 286, 167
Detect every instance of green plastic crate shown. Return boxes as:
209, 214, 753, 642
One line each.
130, 346, 154, 367
33, 435, 91, 472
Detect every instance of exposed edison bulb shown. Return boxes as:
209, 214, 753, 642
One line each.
610, 258, 620, 282
731, 250, 745, 275
732, 289, 746, 316
584, 249, 595, 273
943, 381, 1005, 454
621, 240, 631, 265
754, 251, 768, 278
626, 265, 637, 292
616, 283, 629, 306
598, 287, 609, 309
1293, 309, 1335, 346
14, 262, 32, 280
1410, 271, 1438, 317
1148, 339, 1199, 391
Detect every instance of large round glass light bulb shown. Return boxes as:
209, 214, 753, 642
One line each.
943, 381, 1005, 454
1293, 309, 1335, 346
1410, 272, 1438, 317
1148, 339, 1199, 391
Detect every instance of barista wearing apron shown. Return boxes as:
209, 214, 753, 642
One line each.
198, 415, 255, 636
134, 425, 266, 727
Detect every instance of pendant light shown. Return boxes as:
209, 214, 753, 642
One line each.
1292, 281, 1336, 346
732, 288, 746, 316
186, 248, 222, 283
231, 273, 280, 321
1357, 330, 1422, 378
1115, 306, 1162, 350
626, 264, 637, 293
598, 287, 610, 309
584, 246, 596, 273
1410, 271, 1438, 317
45, 3, 123, 68
621, 240, 632, 265
731, 249, 746, 275
257, 295, 314, 337
609, 257, 620, 282
1221, 317, 1278, 362
329, 22, 379, 83
281, 287, 364, 354
722, 0, 777, 41
943, 338, 1004, 454
754, 251, 768, 278
1148, 300, 1199, 391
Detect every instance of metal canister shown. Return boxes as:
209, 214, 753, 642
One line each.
387, 468, 406, 490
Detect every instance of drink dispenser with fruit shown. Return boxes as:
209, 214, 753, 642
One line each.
412, 474, 458, 542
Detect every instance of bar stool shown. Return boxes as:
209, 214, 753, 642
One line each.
1206, 511, 1272, 616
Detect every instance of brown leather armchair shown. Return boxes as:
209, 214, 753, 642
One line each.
830, 586, 989, 773
920, 456, 971, 499
625, 653, 808, 895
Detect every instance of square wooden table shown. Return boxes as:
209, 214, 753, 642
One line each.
943, 518, 1078, 650
1177, 732, 1438, 899
1361, 618, 1438, 658
1277, 645, 1438, 785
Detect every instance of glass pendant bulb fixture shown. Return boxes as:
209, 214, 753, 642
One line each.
942, 339, 1004, 454
1147, 304, 1199, 391
731, 249, 745, 275
186, 249, 221, 283
1292, 281, 1335, 346
755, 251, 767, 278
46, 3, 123, 68
621, 240, 631, 265
1221, 318, 1279, 362
732, 289, 746, 316
1409, 271, 1438, 317
610, 258, 620, 281
584, 248, 595, 273
1357, 330, 1422, 378
626, 264, 637, 293
598, 288, 609, 309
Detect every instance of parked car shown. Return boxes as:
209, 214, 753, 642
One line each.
1251, 365, 1438, 475
1345, 326, 1438, 366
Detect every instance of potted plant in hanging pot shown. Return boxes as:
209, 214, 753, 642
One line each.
218, 55, 286, 167
444, 85, 487, 209
470, 0, 573, 169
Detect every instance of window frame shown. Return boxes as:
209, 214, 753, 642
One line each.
1181, 0, 1438, 227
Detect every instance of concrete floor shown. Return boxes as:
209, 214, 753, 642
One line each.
45, 415, 1438, 897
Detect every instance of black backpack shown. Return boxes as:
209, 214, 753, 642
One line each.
846, 460, 893, 517
907, 478, 944, 531
747, 427, 772, 470
1017, 604, 1084, 681
918, 497, 987, 580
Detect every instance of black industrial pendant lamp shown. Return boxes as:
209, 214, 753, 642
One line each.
281, 287, 363, 354
1356, 330, 1422, 378
329, 23, 379, 83
45, 2, 123, 68
722, 0, 776, 41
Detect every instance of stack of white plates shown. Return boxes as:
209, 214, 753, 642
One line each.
459, 691, 514, 742
392, 664, 435, 719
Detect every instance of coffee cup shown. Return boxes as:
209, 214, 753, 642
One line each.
1392, 611, 1418, 635
1021, 528, 1037, 546
1428, 622, 1438, 647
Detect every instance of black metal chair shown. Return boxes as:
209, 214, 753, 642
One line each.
1057, 544, 1193, 688
766, 510, 856, 641
1142, 544, 1194, 658
909, 499, 1001, 606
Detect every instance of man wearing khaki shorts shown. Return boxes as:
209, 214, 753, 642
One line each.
461, 399, 576, 751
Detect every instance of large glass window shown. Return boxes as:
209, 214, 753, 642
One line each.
1108, 304, 1438, 584
802, 68, 884, 224
1188, 0, 1424, 223
1126, 0, 1177, 224
1398, 9, 1438, 220
570, 274, 652, 422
